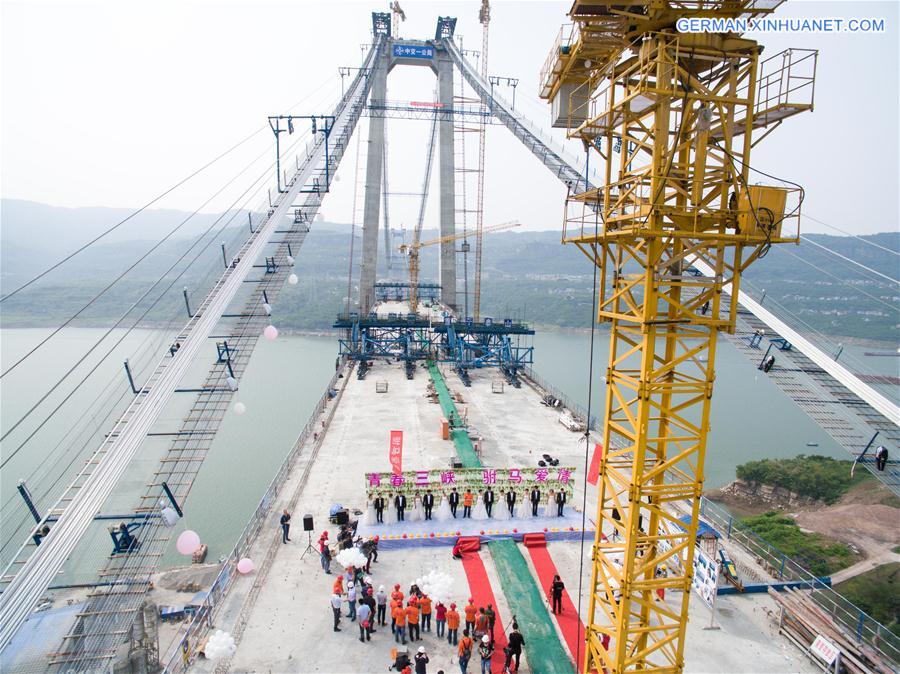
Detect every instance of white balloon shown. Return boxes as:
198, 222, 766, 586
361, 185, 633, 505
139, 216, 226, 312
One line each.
233, 402, 246, 415
204, 629, 236, 661
410, 569, 455, 605
335, 548, 368, 569
287, 274, 299, 285
286, 255, 295, 265
263, 325, 279, 341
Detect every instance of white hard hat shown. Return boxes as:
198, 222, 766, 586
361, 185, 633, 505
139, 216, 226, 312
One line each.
418, 646, 426, 653
482, 635, 490, 643
379, 585, 385, 592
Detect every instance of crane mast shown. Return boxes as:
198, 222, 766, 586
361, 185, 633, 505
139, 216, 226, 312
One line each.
402, 220, 518, 315
540, 2, 813, 672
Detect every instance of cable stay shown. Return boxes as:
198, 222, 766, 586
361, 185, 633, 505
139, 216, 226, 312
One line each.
0, 37, 385, 656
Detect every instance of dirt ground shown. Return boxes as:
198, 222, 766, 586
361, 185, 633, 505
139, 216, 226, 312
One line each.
708, 479, 900, 582
794, 504, 899, 549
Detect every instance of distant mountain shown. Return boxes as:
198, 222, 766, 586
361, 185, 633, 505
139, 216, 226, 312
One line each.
1, 200, 897, 340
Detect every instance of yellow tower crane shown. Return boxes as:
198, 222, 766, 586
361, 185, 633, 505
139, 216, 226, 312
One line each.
540, 2, 817, 673
400, 220, 519, 315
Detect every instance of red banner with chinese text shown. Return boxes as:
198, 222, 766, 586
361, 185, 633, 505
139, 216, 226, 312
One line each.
587, 443, 603, 486
389, 430, 403, 474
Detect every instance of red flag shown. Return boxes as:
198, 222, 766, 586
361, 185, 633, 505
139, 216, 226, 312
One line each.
587, 443, 603, 486
389, 430, 403, 475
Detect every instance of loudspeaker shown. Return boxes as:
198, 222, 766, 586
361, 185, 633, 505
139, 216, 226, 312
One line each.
335, 509, 349, 525
303, 514, 314, 532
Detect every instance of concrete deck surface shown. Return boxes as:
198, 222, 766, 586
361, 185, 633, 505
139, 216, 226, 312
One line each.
186, 361, 819, 673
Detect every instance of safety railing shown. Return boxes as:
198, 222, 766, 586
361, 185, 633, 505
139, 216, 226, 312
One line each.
754, 48, 817, 118
520, 366, 602, 438
159, 362, 347, 673
700, 497, 899, 666
539, 24, 576, 99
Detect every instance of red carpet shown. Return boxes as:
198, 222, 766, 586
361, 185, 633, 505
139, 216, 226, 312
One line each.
460, 548, 509, 673
524, 534, 588, 672
457, 536, 482, 553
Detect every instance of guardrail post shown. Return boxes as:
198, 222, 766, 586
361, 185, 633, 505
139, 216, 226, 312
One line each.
779, 554, 786, 580
726, 516, 733, 539
856, 612, 865, 643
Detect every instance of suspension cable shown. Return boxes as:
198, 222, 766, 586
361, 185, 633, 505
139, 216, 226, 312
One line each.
799, 235, 898, 285
769, 245, 897, 313
0, 136, 298, 461
575, 191, 601, 671
0, 128, 308, 383
0, 75, 340, 306
803, 214, 900, 257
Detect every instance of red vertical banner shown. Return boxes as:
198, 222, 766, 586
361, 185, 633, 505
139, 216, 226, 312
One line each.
587, 443, 603, 486
389, 430, 403, 475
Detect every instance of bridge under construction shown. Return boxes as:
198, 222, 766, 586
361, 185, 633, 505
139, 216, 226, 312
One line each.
0, 3, 897, 674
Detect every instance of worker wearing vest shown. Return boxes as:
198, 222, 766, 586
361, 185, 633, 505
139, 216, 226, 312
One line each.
419, 595, 433, 632
406, 599, 420, 641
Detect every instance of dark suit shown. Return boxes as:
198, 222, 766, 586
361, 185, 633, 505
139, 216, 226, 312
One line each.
530, 489, 541, 516
555, 491, 566, 517
506, 491, 517, 517
448, 491, 460, 518
374, 496, 385, 523
422, 493, 435, 520
483, 489, 495, 518
394, 494, 407, 521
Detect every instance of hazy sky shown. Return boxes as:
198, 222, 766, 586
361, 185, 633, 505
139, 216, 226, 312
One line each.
1, 0, 897, 235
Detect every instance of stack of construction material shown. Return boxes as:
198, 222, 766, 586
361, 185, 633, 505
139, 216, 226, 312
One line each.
768, 587, 893, 674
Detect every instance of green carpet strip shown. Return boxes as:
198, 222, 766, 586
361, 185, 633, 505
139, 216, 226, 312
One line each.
427, 361, 480, 468
489, 538, 576, 674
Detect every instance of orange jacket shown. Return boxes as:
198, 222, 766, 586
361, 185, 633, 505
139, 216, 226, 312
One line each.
392, 604, 407, 626
464, 604, 478, 622
391, 590, 405, 603
475, 613, 488, 632
463, 492, 474, 506
405, 604, 420, 624
446, 609, 461, 629
332, 577, 344, 594
419, 596, 432, 615
458, 636, 474, 657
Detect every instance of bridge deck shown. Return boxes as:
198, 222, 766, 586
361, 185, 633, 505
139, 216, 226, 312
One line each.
179, 362, 816, 674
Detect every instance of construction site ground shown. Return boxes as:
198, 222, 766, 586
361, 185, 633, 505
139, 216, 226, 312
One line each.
176, 361, 821, 673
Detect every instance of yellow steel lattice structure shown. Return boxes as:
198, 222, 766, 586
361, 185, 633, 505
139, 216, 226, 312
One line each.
541, 2, 815, 672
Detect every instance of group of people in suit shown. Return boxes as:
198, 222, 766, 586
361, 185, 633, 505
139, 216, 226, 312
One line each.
368, 485, 568, 525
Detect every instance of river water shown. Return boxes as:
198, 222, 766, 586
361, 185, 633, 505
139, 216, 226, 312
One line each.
0, 327, 893, 575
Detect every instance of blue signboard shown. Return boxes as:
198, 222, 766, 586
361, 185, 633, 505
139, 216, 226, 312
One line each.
392, 44, 435, 59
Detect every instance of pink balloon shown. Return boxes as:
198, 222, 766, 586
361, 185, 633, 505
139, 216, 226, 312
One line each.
263, 325, 278, 341
237, 557, 255, 574
176, 530, 201, 555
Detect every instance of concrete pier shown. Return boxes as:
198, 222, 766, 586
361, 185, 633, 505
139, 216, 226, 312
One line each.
437, 52, 457, 311
358, 44, 388, 314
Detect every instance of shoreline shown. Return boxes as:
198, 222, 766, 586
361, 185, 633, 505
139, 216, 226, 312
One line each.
1, 323, 896, 349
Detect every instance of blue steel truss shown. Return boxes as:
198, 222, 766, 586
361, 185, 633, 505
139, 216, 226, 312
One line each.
433, 318, 534, 387
334, 313, 534, 386
374, 281, 441, 302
